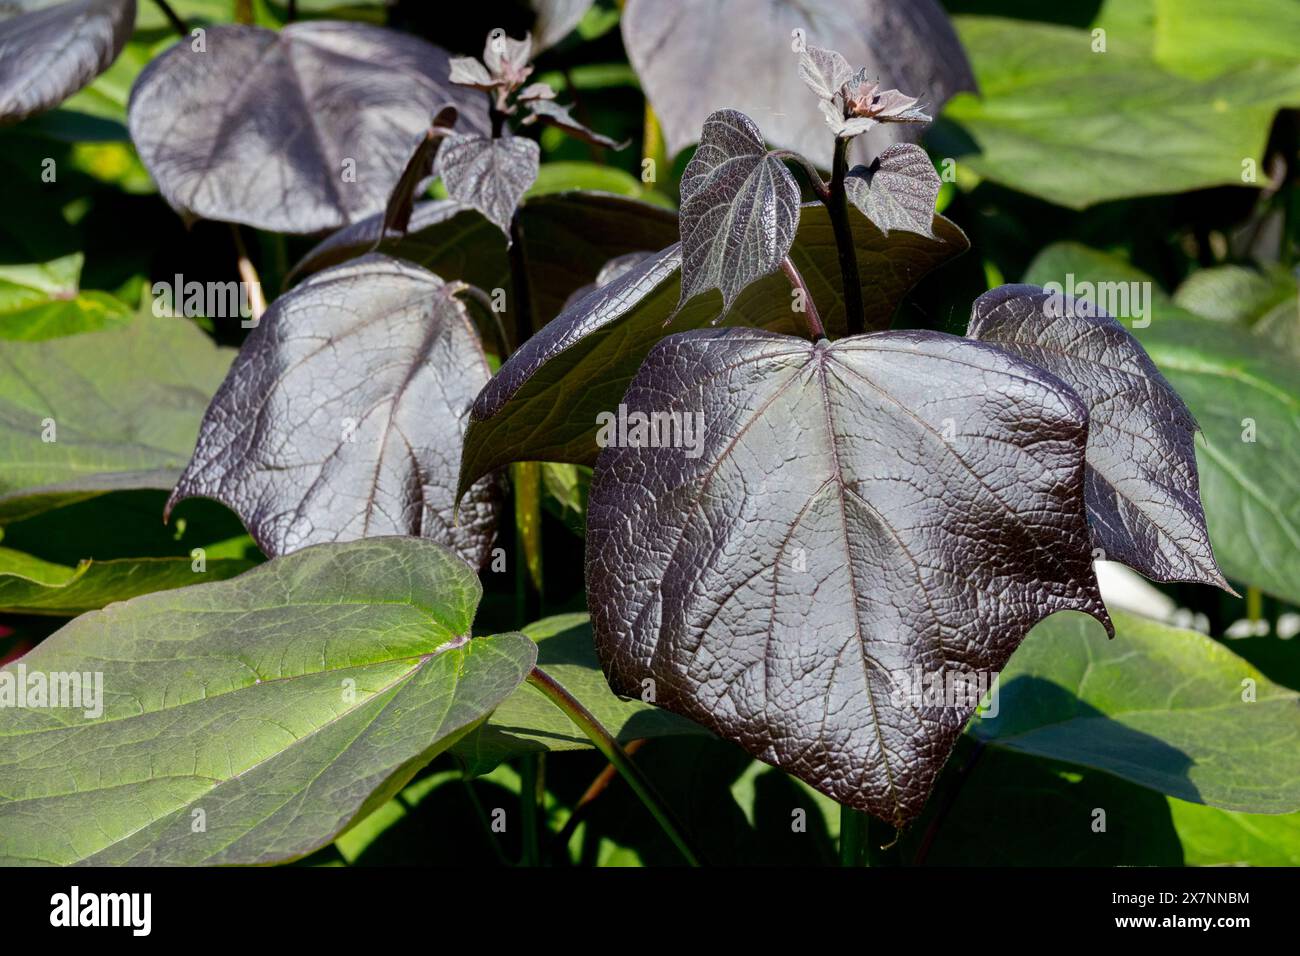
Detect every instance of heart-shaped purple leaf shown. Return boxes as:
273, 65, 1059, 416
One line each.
437, 133, 541, 239
128, 22, 487, 233
168, 254, 502, 567
844, 143, 940, 238
677, 109, 801, 318
586, 327, 1111, 825
967, 284, 1232, 591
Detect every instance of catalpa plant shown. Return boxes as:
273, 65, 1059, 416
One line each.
0, 9, 1236, 867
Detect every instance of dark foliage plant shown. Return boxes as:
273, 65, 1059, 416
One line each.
0, 0, 1295, 869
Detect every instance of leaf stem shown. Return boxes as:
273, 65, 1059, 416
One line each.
773, 149, 830, 203
526, 666, 702, 866
780, 256, 826, 342
507, 212, 533, 351
827, 136, 866, 335
151, 0, 187, 37
554, 738, 647, 850
229, 224, 267, 323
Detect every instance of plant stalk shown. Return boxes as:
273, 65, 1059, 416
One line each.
526, 666, 702, 866
229, 224, 267, 323
151, 0, 187, 37
827, 136, 866, 335
781, 256, 826, 341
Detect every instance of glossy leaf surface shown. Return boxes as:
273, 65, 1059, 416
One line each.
168, 255, 502, 566
586, 328, 1110, 825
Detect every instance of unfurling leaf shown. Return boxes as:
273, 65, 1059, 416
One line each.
797, 45, 853, 101
436, 133, 541, 239
967, 285, 1232, 592
586, 328, 1111, 825
0, 537, 536, 865
484, 30, 533, 87
168, 254, 502, 568
523, 99, 629, 150
128, 22, 487, 233
449, 56, 496, 90
0, 0, 136, 124
676, 109, 800, 318
844, 144, 940, 238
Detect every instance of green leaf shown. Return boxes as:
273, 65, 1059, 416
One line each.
943, 15, 1300, 208
528, 161, 672, 208
1154, 0, 1300, 78
1172, 264, 1300, 358
460, 203, 967, 488
1136, 319, 1300, 603
0, 545, 252, 616
1167, 800, 1300, 865
450, 613, 705, 776
973, 610, 1300, 813
0, 537, 536, 865
1023, 244, 1300, 603
0, 311, 233, 522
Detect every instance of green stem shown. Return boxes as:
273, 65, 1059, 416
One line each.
827, 136, 865, 335
526, 666, 702, 866
151, 0, 187, 37
1246, 586, 1263, 623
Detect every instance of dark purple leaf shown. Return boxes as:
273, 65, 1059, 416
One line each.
0, 0, 135, 124
586, 327, 1111, 825
967, 284, 1232, 591
288, 192, 678, 335
436, 132, 540, 239
167, 254, 502, 567
621, 0, 975, 168
844, 143, 940, 238
532, 0, 594, 49
677, 109, 801, 318
523, 99, 628, 150
561, 250, 658, 311
459, 201, 969, 494
127, 22, 488, 233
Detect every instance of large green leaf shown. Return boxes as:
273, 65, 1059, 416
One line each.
1154, 0, 1300, 78
973, 610, 1300, 813
0, 545, 251, 615
1024, 244, 1300, 602
0, 537, 536, 865
1167, 800, 1300, 865
1172, 264, 1300, 358
0, 311, 233, 522
450, 613, 705, 775
943, 15, 1300, 208
459, 203, 967, 490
